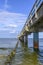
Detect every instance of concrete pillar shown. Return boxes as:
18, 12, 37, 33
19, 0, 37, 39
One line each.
19, 36, 24, 42
24, 35, 28, 46
22, 36, 24, 42
33, 32, 39, 51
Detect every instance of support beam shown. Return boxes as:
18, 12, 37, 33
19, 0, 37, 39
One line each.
22, 36, 24, 42
19, 36, 24, 42
33, 32, 39, 51
24, 35, 28, 46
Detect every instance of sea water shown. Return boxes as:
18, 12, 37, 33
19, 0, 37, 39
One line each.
0, 38, 43, 65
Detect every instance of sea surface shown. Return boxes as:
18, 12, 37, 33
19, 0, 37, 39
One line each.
0, 38, 18, 65
0, 38, 43, 65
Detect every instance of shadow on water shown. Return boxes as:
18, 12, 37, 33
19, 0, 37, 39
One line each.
10, 40, 43, 65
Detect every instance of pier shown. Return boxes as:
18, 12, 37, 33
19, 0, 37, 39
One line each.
18, 0, 43, 51
3, 1, 43, 64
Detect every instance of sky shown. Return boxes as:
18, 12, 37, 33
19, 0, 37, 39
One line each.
0, 0, 43, 38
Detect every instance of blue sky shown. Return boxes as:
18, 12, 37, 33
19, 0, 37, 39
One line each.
0, 0, 43, 38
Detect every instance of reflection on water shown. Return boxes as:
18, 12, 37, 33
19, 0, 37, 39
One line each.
11, 41, 43, 65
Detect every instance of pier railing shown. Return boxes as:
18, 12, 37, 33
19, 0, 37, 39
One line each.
20, 0, 43, 36
26, 0, 43, 25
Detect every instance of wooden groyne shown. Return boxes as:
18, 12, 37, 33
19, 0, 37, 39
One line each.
4, 41, 19, 65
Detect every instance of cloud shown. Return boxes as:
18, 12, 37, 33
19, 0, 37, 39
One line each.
0, 10, 27, 37
5, 0, 8, 5
0, 28, 8, 31
4, 0, 10, 10
0, 11, 27, 23
9, 30, 16, 33
7, 24, 17, 27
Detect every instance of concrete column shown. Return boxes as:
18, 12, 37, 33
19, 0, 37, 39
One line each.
22, 36, 24, 42
24, 35, 28, 46
33, 32, 39, 51
19, 36, 24, 42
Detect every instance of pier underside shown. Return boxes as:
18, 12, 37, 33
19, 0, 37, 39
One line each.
30, 16, 43, 32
